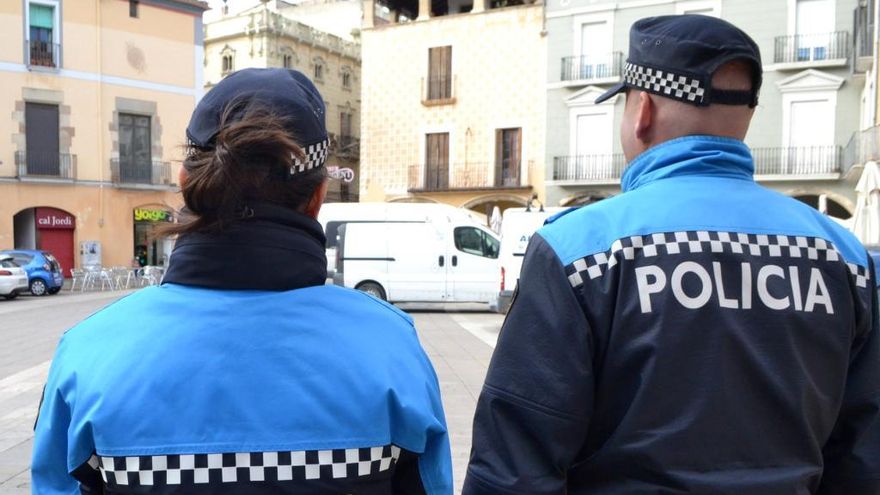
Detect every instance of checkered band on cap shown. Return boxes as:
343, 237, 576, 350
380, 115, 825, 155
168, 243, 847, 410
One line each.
290, 137, 330, 176
624, 62, 707, 105
90, 445, 402, 487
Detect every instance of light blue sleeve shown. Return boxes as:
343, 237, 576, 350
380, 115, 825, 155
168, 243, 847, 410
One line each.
418, 363, 453, 495
31, 336, 90, 495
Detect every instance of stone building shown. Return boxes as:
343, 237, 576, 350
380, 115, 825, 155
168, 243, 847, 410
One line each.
0, 0, 207, 273
203, 0, 362, 202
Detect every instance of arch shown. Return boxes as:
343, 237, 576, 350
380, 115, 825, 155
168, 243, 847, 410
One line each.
559, 191, 613, 207
13, 206, 77, 276
792, 193, 853, 219
387, 195, 439, 204
461, 193, 529, 211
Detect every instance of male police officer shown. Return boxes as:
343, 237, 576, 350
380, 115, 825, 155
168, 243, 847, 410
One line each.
464, 15, 880, 495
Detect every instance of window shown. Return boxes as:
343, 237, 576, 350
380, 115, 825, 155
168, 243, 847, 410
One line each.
314, 62, 324, 81
579, 21, 611, 79
340, 112, 353, 139
795, 0, 834, 61
427, 46, 452, 100
11, 254, 34, 266
454, 227, 500, 259
25, 102, 60, 176
0, 259, 20, 269
119, 113, 152, 183
222, 54, 234, 74
129, 0, 139, 18
28, 2, 57, 68
425, 133, 449, 190
342, 72, 352, 89
495, 128, 521, 187
282, 54, 293, 69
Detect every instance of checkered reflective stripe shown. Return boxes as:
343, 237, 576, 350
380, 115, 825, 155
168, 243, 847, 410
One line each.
90, 445, 401, 487
624, 62, 706, 105
566, 231, 870, 289
290, 137, 330, 175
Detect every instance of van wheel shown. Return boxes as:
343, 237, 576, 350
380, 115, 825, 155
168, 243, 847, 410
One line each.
356, 282, 386, 301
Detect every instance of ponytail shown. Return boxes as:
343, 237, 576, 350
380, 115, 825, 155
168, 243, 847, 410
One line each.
164, 99, 328, 236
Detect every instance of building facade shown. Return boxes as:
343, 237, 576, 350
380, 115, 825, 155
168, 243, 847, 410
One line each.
203, 0, 362, 202
545, 0, 870, 220
0, 0, 207, 274
359, 0, 547, 215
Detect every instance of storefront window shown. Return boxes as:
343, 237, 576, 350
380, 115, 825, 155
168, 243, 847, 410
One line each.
133, 207, 173, 267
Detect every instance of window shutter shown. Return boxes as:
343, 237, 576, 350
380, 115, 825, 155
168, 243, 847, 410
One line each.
29, 4, 54, 29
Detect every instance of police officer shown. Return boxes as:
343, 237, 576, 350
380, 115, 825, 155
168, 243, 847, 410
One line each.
464, 16, 880, 495
32, 68, 453, 494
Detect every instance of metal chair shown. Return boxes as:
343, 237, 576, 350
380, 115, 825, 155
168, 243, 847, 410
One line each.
69, 268, 86, 291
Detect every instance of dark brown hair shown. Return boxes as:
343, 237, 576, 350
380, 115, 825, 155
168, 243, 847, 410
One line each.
164, 99, 328, 236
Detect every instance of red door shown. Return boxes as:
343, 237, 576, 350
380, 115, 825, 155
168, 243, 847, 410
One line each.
39, 228, 74, 278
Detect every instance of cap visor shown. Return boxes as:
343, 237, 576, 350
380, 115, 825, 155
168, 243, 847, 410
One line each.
594, 82, 627, 104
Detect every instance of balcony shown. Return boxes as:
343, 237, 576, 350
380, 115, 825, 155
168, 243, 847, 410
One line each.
14, 151, 75, 180
552, 154, 626, 183
751, 146, 841, 177
110, 159, 173, 187
333, 134, 360, 160
26, 40, 59, 69
421, 75, 456, 106
408, 162, 533, 192
560, 52, 624, 84
773, 32, 850, 67
842, 126, 880, 177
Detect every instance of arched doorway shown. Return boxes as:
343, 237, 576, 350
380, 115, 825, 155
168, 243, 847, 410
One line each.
13, 207, 76, 276
462, 194, 529, 217
793, 194, 852, 219
133, 205, 175, 267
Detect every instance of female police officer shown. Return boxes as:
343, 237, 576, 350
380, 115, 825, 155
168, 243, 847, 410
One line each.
31, 68, 452, 495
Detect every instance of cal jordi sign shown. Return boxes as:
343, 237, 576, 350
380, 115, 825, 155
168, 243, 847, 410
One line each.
35, 208, 75, 230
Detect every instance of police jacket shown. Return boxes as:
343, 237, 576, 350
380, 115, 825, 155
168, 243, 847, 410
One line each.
464, 136, 880, 495
31, 203, 453, 495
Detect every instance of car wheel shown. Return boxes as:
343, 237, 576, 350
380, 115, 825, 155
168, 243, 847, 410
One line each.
3, 292, 18, 300
48, 287, 61, 295
356, 282, 387, 301
30, 279, 48, 296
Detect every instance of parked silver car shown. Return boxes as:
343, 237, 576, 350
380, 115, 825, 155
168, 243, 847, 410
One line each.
0, 255, 30, 300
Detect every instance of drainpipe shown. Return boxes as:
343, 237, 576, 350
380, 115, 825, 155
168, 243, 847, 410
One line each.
97, 0, 105, 231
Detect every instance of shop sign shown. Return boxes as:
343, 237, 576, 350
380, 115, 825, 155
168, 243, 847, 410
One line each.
134, 208, 173, 222
36, 208, 75, 230
327, 166, 355, 183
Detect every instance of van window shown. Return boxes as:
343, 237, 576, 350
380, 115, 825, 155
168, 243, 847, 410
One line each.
454, 227, 499, 259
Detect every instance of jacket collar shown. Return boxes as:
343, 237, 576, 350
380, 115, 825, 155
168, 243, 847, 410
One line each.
162, 202, 327, 291
621, 135, 754, 193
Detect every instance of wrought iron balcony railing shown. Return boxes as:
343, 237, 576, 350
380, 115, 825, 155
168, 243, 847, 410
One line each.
751, 146, 841, 176
110, 158, 172, 186
561, 52, 624, 82
553, 154, 627, 182
773, 31, 850, 64
26, 40, 59, 68
408, 161, 532, 191
14, 151, 75, 179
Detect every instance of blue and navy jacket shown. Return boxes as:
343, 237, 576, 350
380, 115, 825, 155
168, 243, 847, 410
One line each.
464, 136, 880, 495
31, 203, 453, 495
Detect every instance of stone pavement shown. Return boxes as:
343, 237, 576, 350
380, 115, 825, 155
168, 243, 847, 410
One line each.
0, 291, 502, 494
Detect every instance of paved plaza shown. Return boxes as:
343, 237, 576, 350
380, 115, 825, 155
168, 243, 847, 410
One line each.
0, 290, 502, 494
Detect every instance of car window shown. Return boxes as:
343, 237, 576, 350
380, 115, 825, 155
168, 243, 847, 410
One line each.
454, 227, 499, 259
0, 259, 19, 268
12, 254, 34, 265
325, 221, 345, 248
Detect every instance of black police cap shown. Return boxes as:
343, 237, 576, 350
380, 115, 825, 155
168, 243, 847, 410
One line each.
595, 15, 762, 107
186, 68, 329, 176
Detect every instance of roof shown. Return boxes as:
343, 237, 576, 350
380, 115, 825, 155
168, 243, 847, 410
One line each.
146, 0, 210, 14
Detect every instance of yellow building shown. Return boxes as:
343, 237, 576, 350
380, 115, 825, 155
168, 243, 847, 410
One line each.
360, 0, 546, 215
0, 0, 207, 275
203, 0, 362, 202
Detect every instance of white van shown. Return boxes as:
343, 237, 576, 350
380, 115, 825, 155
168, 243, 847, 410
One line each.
496, 206, 568, 312
331, 203, 501, 306
318, 202, 485, 277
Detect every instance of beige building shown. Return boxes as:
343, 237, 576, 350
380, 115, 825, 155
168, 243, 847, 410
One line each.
360, 0, 546, 215
203, 0, 362, 202
0, 0, 207, 275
